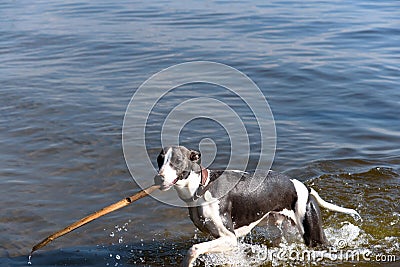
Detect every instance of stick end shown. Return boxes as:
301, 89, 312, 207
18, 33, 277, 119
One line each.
30, 246, 37, 256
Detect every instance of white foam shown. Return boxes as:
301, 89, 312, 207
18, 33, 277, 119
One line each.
325, 222, 365, 248
199, 223, 371, 266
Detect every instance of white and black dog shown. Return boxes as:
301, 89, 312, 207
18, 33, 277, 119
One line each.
154, 146, 361, 266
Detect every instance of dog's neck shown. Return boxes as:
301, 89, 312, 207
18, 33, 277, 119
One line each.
174, 168, 209, 203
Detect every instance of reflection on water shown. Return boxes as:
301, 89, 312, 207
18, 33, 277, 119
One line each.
1, 0, 399, 266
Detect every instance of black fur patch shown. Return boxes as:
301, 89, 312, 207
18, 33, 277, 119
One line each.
188, 170, 298, 237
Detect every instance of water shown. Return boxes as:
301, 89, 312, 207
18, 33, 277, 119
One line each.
1, 0, 399, 266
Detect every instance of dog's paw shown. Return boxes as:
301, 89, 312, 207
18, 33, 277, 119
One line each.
181, 246, 199, 267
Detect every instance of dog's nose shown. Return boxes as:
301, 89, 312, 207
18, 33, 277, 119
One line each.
154, 174, 164, 186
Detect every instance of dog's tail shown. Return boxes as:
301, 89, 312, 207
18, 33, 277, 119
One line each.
310, 188, 362, 221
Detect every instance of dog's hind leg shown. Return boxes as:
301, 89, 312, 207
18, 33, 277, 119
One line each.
182, 234, 237, 267
302, 194, 328, 247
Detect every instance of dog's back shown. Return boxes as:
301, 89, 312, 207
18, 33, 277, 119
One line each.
207, 170, 298, 229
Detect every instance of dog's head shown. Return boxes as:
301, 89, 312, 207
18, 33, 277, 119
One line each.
155, 146, 201, 191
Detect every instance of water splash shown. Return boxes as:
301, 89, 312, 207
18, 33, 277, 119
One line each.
27, 255, 32, 265
325, 222, 365, 248
199, 223, 368, 266
105, 220, 132, 266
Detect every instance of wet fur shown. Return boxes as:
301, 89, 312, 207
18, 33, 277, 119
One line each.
155, 146, 360, 267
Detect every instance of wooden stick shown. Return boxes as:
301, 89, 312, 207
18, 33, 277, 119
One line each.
30, 184, 160, 255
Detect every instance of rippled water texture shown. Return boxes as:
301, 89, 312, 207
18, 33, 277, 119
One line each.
1, 0, 399, 266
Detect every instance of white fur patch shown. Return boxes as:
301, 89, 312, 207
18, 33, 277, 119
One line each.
159, 148, 177, 187
277, 208, 296, 224
200, 197, 233, 237
290, 179, 309, 235
175, 171, 201, 201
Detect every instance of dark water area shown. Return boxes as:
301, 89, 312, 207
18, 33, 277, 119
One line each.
1, 0, 399, 266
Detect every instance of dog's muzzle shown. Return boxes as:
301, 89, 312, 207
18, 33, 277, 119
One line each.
154, 174, 178, 191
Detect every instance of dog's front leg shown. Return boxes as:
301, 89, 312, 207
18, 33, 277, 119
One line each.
181, 235, 238, 267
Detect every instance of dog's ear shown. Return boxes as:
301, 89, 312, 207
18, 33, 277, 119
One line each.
189, 150, 201, 162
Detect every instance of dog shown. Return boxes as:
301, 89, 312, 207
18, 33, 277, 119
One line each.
154, 146, 361, 266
